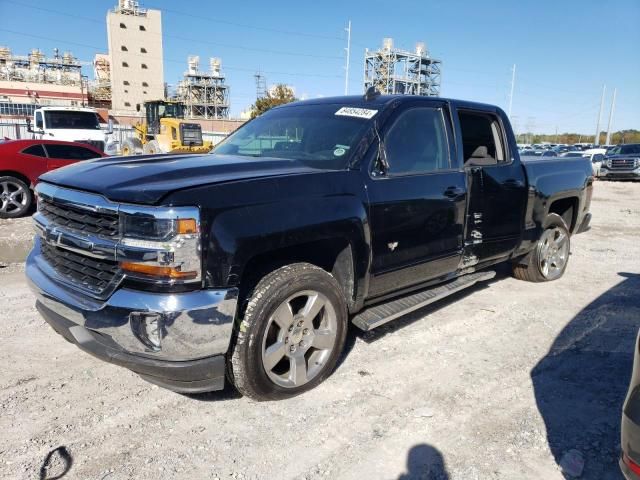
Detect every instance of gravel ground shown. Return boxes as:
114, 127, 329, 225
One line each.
0, 180, 638, 480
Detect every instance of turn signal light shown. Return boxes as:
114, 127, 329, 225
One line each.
120, 262, 198, 280
177, 218, 198, 235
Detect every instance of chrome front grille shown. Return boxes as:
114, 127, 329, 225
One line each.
40, 242, 119, 296
39, 198, 120, 238
610, 158, 638, 169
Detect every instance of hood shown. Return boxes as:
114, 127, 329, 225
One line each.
39, 153, 329, 204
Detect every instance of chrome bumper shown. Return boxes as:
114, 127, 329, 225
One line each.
599, 168, 640, 179
26, 239, 238, 362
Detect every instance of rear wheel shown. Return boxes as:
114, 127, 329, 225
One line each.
228, 263, 348, 401
0, 176, 32, 219
513, 213, 570, 282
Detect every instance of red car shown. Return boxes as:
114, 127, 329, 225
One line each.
0, 139, 106, 218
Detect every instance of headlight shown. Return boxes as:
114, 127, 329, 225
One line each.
606, 158, 612, 168
118, 207, 201, 283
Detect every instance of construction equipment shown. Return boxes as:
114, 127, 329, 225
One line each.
121, 100, 212, 155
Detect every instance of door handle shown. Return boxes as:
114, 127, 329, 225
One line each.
503, 179, 525, 188
444, 186, 464, 198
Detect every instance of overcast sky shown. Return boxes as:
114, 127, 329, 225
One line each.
1, 0, 638, 134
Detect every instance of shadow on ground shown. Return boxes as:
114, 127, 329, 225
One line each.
398, 444, 449, 480
532, 272, 640, 479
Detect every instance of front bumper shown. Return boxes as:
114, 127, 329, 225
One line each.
26, 243, 238, 393
599, 168, 640, 180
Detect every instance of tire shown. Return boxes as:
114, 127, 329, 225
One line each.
228, 263, 348, 401
513, 213, 570, 282
121, 138, 142, 156
0, 176, 32, 219
143, 139, 162, 155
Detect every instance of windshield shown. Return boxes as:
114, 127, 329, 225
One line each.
214, 104, 373, 169
44, 111, 100, 130
608, 144, 640, 155
158, 103, 184, 118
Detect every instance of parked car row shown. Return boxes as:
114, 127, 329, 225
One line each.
0, 139, 106, 218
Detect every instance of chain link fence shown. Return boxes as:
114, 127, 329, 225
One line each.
0, 119, 228, 154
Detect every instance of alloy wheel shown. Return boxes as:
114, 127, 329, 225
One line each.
261, 290, 338, 388
537, 227, 569, 280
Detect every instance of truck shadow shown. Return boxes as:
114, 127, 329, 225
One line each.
531, 272, 640, 479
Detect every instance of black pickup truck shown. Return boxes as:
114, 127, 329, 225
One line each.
26, 94, 593, 400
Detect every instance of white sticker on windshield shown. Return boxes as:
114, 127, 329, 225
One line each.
335, 107, 378, 119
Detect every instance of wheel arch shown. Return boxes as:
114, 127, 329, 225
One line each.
547, 196, 578, 233
0, 170, 34, 189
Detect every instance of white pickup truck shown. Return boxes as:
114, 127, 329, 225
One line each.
27, 106, 112, 153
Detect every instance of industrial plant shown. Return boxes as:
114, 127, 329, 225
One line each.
364, 38, 442, 96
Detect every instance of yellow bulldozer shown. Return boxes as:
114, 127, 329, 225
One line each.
121, 100, 213, 156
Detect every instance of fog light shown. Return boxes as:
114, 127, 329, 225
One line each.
130, 312, 163, 351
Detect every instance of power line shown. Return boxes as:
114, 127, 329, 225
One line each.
0, 29, 344, 79
144, 3, 345, 41
0, 0, 344, 60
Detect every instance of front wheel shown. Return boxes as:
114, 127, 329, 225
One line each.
0, 176, 32, 219
228, 263, 348, 401
513, 213, 571, 282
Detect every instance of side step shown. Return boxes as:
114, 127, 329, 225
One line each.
352, 270, 496, 331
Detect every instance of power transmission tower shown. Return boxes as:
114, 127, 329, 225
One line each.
594, 84, 606, 145
344, 20, 351, 95
605, 88, 617, 146
254, 71, 267, 99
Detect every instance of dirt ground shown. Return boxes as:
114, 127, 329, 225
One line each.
1, 180, 638, 480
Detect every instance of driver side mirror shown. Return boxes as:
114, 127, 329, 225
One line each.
26, 118, 33, 133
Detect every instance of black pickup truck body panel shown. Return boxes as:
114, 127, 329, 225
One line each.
40, 95, 593, 311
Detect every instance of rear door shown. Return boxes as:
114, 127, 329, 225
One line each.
365, 101, 466, 298
455, 108, 528, 263
43, 144, 102, 170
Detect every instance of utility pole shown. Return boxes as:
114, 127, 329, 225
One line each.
594, 84, 606, 145
344, 20, 351, 95
508, 64, 516, 118
605, 88, 617, 146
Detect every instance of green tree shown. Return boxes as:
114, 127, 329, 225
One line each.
251, 84, 296, 118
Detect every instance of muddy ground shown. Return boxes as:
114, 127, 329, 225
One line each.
0, 180, 638, 479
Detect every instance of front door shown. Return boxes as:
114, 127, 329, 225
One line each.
366, 103, 466, 298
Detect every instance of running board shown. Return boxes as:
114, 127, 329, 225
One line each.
352, 270, 496, 331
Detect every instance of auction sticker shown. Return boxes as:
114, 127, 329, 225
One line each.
335, 107, 378, 119
333, 147, 346, 157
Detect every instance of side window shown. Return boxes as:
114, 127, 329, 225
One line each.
46, 145, 101, 160
458, 111, 507, 165
35, 111, 43, 129
384, 107, 450, 175
22, 144, 47, 157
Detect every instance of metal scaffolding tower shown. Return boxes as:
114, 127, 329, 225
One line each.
254, 71, 267, 99
364, 38, 442, 96
176, 56, 230, 119
0, 47, 86, 86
